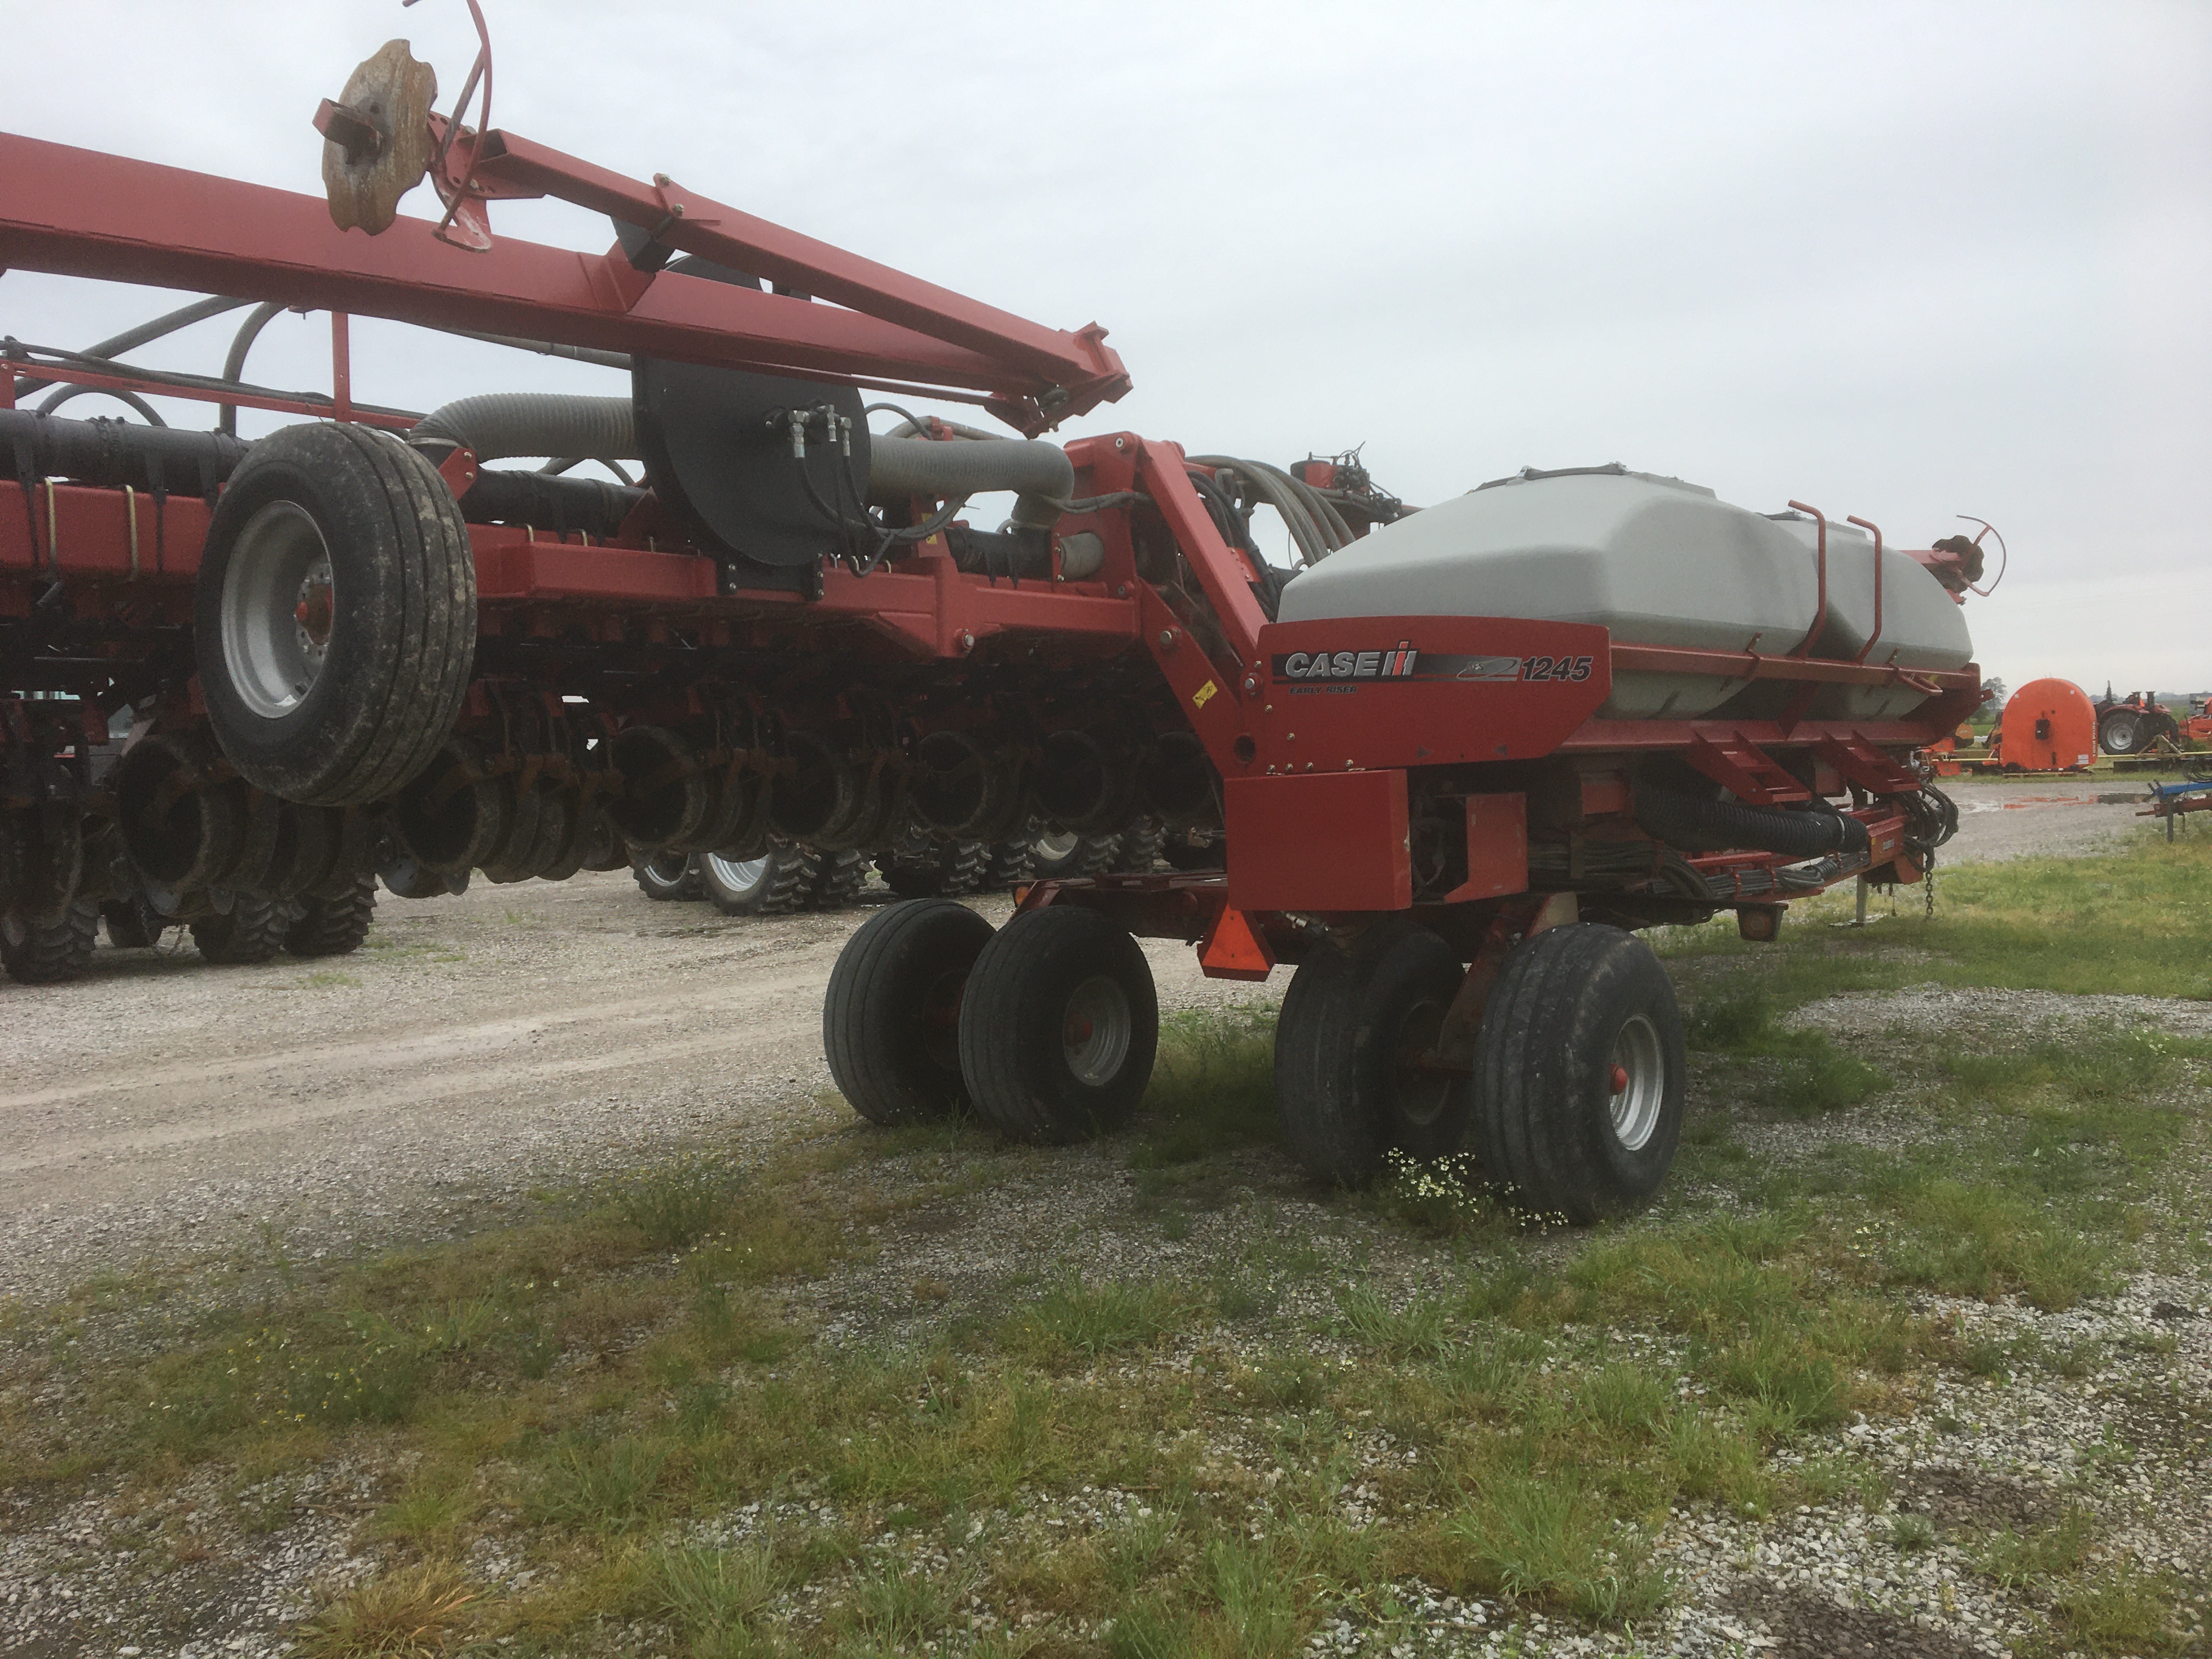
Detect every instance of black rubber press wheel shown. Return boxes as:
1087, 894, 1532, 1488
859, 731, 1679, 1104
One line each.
957, 904, 1159, 1144
1470, 923, 1685, 1223
825, 898, 996, 1125
195, 422, 476, 805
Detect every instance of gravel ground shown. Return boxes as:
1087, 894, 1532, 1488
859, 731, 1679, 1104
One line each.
2, 793, 2199, 1657
0, 780, 2155, 1310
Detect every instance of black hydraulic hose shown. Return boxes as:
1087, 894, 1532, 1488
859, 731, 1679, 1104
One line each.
1634, 783, 1870, 860
411, 393, 636, 463
0, 408, 249, 494
33, 385, 167, 426
9, 294, 250, 400
217, 301, 287, 437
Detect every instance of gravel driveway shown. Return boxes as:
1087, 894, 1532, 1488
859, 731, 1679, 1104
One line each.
0, 779, 2158, 1309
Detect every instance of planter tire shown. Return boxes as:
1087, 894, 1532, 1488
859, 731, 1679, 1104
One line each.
1, 899, 99, 984
285, 877, 378, 957
1470, 923, 1685, 1224
699, 845, 815, 916
824, 898, 996, 1125
957, 904, 1159, 1144
631, 851, 703, 901
1273, 920, 1470, 1186
194, 422, 476, 806
190, 897, 295, 964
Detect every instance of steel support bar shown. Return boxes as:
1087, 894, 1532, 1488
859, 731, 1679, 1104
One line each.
470, 132, 1130, 415
1609, 640, 1974, 691
0, 134, 1043, 397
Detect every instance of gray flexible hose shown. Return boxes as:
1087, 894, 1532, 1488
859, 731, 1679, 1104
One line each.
866, 433, 1074, 529
411, 393, 637, 463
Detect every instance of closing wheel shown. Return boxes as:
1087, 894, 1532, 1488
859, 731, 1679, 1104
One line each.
825, 898, 997, 1125
1470, 923, 1685, 1223
195, 422, 476, 805
957, 904, 1159, 1144
1272, 920, 1472, 1186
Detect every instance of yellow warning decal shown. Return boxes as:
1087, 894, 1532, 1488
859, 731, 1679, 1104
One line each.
1192, 680, 1218, 708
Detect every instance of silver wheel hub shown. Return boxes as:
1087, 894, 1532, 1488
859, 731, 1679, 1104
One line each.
221, 500, 335, 720
1034, 831, 1080, 861
706, 853, 770, 891
1061, 973, 1132, 1087
1608, 1013, 1666, 1152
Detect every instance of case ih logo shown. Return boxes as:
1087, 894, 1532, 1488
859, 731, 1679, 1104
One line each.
1271, 645, 1594, 684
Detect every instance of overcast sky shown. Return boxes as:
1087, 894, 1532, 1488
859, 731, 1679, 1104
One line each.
5, 1, 2207, 694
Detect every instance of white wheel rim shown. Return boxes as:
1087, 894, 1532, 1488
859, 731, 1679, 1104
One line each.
222, 500, 334, 719
705, 852, 771, 892
1034, 831, 1080, 861
1608, 1013, 1666, 1151
1061, 973, 1132, 1086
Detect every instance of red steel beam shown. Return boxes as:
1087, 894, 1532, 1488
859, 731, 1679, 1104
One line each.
0, 134, 1052, 400
470, 131, 1130, 415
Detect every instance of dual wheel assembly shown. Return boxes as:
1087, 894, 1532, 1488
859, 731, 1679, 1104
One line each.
826, 902, 1685, 1221
825, 900, 1160, 1145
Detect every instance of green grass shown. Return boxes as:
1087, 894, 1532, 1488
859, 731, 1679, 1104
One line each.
5, 834, 2209, 1655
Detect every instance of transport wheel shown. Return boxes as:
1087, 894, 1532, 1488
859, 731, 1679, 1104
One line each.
809, 848, 870, 910
824, 898, 996, 1125
190, 897, 295, 965
2098, 711, 2143, 756
958, 905, 1159, 1144
1470, 923, 1685, 1224
1114, 821, 1167, 874
1030, 831, 1122, 882
285, 877, 379, 957
195, 422, 475, 806
699, 844, 814, 916
2, 899, 100, 984
101, 897, 168, 949
631, 851, 703, 901
1272, 921, 1470, 1186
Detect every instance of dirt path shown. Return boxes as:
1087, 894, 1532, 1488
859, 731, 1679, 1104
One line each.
0, 873, 1255, 1305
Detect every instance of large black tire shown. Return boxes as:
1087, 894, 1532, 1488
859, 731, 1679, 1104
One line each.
879, 832, 989, 899
957, 905, 1159, 1144
1470, 923, 1685, 1224
2098, 710, 2143, 757
190, 897, 295, 965
1030, 831, 1121, 882
285, 877, 378, 957
1, 899, 99, 984
1114, 821, 1167, 874
809, 848, 870, 910
698, 845, 814, 916
982, 840, 1036, 891
1272, 921, 1470, 1186
195, 422, 476, 806
631, 851, 703, 901
825, 899, 996, 1125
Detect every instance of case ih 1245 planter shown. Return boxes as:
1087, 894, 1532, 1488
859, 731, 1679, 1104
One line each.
2, 22, 1987, 1217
